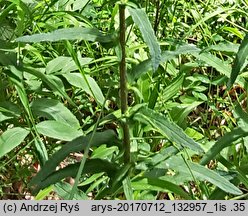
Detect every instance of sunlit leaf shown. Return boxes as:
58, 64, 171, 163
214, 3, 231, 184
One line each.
228, 34, 248, 88
132, 177, 191, 199
163, 156, 242, 195
0, 127, 29, 158
36, 120, 82, 141
31, 98, 80, 129
16, 27, 116, 45
63, 73, 105, 105
128, 7, 161, 71
134, 107, 204, 153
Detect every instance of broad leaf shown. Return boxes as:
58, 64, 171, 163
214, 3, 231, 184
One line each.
63, 73, 105, 105
36, 120, 82, 141
0, 127, 30, 158
31, 98, 80, 129
128, 7, 161, 71
134, 107, 204, 153
46, 56, 92, 75
228, 34, 248, 88
23, 66, 77, 107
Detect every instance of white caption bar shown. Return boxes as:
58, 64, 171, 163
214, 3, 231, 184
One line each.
0, 201, 247, 216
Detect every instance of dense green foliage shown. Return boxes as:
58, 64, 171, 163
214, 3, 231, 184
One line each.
1, 0, 248, 200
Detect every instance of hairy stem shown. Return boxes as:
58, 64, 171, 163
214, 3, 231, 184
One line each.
119, 3, 130, 164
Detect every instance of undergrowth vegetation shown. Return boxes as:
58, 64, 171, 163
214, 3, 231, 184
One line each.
1, 0, 248, 200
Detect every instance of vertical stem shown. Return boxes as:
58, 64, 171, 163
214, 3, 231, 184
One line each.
119, 3, 131, 164
154, 0, 160, 35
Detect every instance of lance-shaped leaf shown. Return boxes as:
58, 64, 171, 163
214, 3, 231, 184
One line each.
134, 107, 203, 153
131, 177, 192, 199
30, 130, 121, 188
162, 156, 242, 195
31, 159, 119, 194
16, 27, 117, 45
128, 7, 161, 71
228, 34, 248, 88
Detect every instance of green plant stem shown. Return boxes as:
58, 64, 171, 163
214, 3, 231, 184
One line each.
153, 0, 160, 35
119, 3, 131, 164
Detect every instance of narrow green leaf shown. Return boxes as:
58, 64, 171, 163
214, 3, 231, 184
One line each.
35, 186, 53, 200
164, 156, 242, 195
131, 177, 191, 199
192, 52, 245, 86
0, 127, 30, 158
200, 127, 248, 166
23, 66, 77, 107
0, 101, 21, 122
162, 73, 185, 102
31, 98, 80, 129
128, 7, 161, 71
128, 44, 199, 82
36, 120, 82, 141
16, 27, 116, 44
134, 107, 204, 153
63, 73, 105, 105
204, 42, 239, 53
94, 163, 133, 199
91, 145, 118, 159
223, 27, 244, 39
122, 177, 134, 200
31, 159, 118, 194
148, 82, 160, 109
79, 173, 104, 186
30, 130, 121, 188
55, 182, 88, 200
46, 56, 92, 75
192, 52, 231, 77
228, 34, 248, 88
